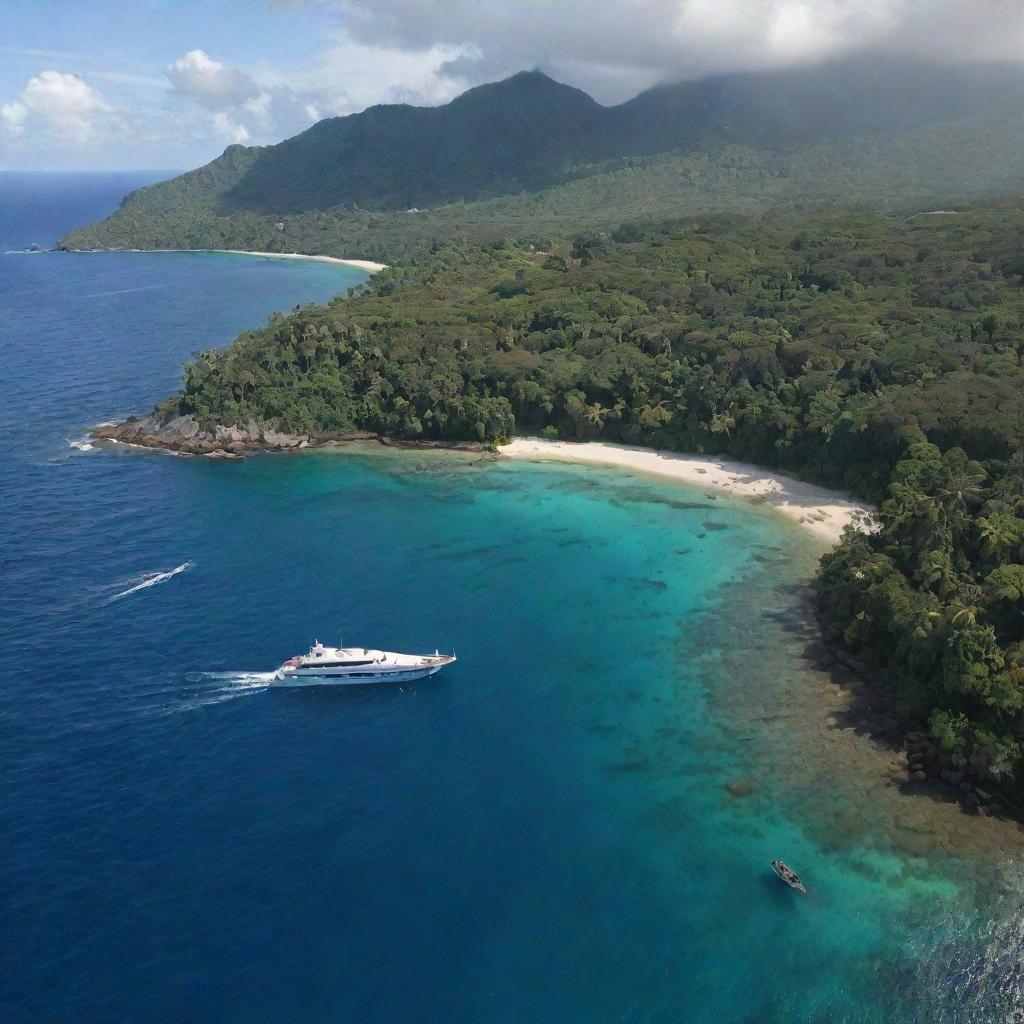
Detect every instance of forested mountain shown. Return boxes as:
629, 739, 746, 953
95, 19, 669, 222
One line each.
223, 59, 1023, 214
61, 59, 1024, 258
148, 200, 1024, 780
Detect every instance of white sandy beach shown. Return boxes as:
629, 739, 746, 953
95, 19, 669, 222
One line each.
71, 248, 387, 272
500, 438, 874, 544
215, 250, 388, 272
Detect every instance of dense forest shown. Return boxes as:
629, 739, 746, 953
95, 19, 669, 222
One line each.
60, 61, 1024, 263
153, 200, 1024, 778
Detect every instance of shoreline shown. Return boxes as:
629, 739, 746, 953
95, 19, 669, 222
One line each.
499, 438, 873, 545
63, 247, 387, 273
91, 420, 871, 544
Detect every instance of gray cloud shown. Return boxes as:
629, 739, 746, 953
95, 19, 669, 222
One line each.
336, 0, 1024, 102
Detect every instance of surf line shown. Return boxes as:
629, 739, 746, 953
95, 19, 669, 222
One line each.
110, 561, 193, 601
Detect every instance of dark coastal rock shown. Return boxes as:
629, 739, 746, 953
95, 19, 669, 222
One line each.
92, 415, 364, 457
834, 649, 867, 674
163, 414, 203, 441
92, 415, 490, 459
377, 436, 492, 453
940, 769, 964, 786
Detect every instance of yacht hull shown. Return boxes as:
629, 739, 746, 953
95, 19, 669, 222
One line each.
273, 664, 445, 687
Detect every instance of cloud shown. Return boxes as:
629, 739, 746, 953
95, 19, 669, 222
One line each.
211, 111, 250, 143
1, 100, 27, 136
161, 39, 468, 146
1, 70, 122, 147
333, 0, 1024, 101
166, 49, 261, 109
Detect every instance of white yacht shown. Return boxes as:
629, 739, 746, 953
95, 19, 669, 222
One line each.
274, 640, 455, 686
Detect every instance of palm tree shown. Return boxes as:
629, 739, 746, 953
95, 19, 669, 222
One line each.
977, 512, 1022, 559
709, 410, 736, 437
985, 564, 1024, 603
949, 602, 983, 628
923, 550, 956, 597
582, 403, 610, 431
637, 400, 672, 430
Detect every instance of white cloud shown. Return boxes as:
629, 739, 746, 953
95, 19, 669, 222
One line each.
310, 36, 468, 110
160, 39, 469, 148
212, 110, 250, 143
166, 49, 261, 108
1, 70, 122, 147
1, 100, 27, 136
332, 0, 1024, 101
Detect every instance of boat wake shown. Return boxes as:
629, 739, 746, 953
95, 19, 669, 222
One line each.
109, 561, 192, 601
161, 670, 279, 713
81, 284, 167, 299
192, 670, 282, 685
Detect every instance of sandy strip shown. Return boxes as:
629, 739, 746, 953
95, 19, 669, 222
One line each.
69, 248, 387, 273
500, 438, 874, 545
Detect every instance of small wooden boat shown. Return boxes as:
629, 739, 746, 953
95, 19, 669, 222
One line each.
771, 860, 807, 894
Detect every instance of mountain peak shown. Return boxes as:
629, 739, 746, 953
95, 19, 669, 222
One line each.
450, 68, 597, 108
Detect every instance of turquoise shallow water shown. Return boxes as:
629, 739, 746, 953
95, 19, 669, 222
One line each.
2, 175, 1020, 1023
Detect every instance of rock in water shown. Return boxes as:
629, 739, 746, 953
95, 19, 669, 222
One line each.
725, 778, 758, 797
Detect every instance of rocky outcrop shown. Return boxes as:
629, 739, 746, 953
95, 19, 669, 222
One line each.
901, 731, 1007, 816
92, 415, 374, 457
92, 415, 494, 458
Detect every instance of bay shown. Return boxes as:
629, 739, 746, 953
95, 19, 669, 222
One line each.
1, 174, 1019, 1024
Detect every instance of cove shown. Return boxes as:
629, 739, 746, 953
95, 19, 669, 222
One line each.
2, 176, 1021, 1024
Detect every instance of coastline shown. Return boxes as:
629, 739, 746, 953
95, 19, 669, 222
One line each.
500, 438, 873, 545
64, 247, 387, 273
91, 420, 871, 543
90, 418, 1024, 827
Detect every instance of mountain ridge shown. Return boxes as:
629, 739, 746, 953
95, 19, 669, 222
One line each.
60, 57, 1024, 258
113, 59, 1024, 215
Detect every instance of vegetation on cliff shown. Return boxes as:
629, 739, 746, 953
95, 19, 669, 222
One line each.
152, 199, 1024, 775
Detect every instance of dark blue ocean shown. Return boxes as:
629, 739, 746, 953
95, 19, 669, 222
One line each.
2, 174, 1020, 1023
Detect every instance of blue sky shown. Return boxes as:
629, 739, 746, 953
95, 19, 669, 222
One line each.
2, 0, 1018, 172
0, 0, 470, 170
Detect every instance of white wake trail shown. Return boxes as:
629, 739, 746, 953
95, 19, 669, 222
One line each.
110, 561, 193, 601
81, 284, 167, 298
157, 670, 280, 714
193, 670, 281, 685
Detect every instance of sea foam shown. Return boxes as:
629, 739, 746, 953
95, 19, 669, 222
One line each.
109, 561, 192, 601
